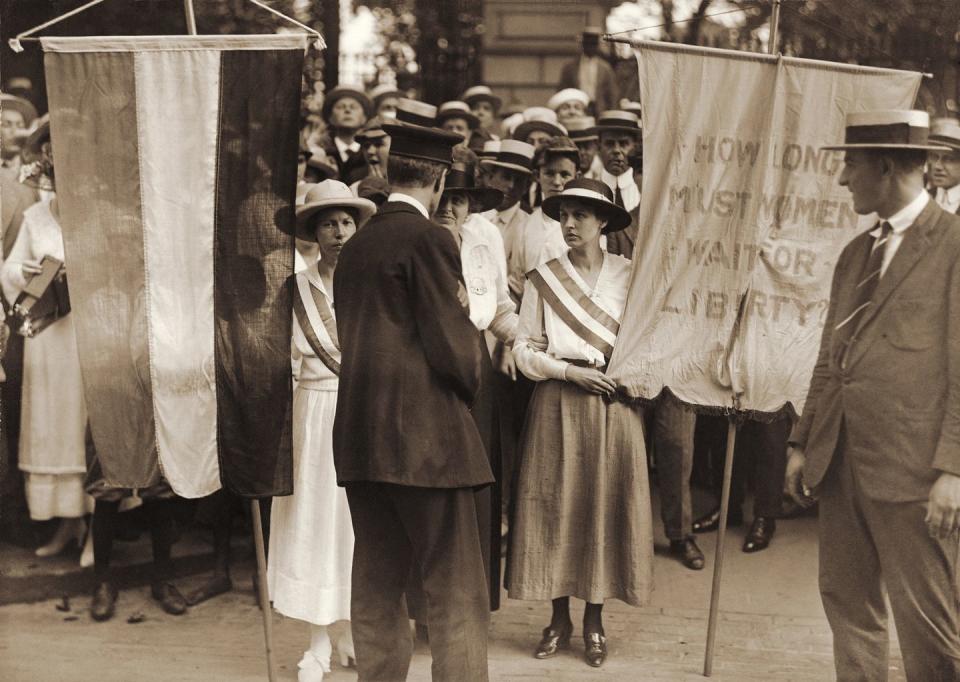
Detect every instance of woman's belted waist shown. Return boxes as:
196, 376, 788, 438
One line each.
295, 376, 339, 392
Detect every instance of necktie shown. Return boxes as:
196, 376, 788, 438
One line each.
834, 221, 892, 359
614, 185, 625, 209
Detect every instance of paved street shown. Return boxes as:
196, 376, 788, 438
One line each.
1, 514, 906, 681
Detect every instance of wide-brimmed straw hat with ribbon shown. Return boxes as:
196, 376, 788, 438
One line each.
462, 85, 502, 112
441, 161, 503, 213
294, 180, 377, 241
436, 101, 480, 130
822, 110, 951, 152
478, 140, 500, 161
541, 177, 632, 234
927, 117, 960, 152
481, 139, 535, 175
393, 98, 438, 127
513, 107, 567, 141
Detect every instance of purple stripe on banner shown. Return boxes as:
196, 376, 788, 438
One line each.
213, 48, 301, 497
44, 51, 161, 488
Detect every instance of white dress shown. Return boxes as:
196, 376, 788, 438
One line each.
0, 199, 89, 520
268, 266, 353, 625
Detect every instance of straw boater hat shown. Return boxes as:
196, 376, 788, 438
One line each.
478, 140, 500, 161
928, 117, 960, 152
542, 178, 632, 234
547, 88, 590, 112
436, 101, 480, 130
1, 93, 37, 126
462, 85, 502, 112
822, 110, 950, 152
481, 139, 535, 175
368, 83, 402, 109
322, 84, 372, 120
513, 107, 567, 141
441, 161, 503, 212
394, 98, 438, 128
619, 99, 643, 117
294, 180, 377, 241
566, 117, 598, 142
592, 110, 641, 136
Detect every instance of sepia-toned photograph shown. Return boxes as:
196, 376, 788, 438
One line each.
1, 1, 959, 680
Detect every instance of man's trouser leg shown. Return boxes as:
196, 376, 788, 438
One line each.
861, 489, 960, 681
346, 483, 416, 682
652, 401, 695, 541
819, 449, 890, 681
392, 485, 490, 682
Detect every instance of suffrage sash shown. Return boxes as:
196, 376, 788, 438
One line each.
527, 258, 620, 359
293, 272, 341, 376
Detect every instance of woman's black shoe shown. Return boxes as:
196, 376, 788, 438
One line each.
693, 506, 743, 533
669, 537, 705, 570
742, 517, 776, 553
534, 622, 572, 659
583, 632, 607, 667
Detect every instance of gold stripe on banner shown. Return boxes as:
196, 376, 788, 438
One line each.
545, 258, 620, 335
527, 268, 615, 358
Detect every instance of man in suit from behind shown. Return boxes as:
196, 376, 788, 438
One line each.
333, 102, 492, 681
786, 110, 960, 682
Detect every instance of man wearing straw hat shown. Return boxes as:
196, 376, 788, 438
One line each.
786, 110, 960, 681
333, 102, 491, 681
0, 93, 38, 172
928, 117, 960, 215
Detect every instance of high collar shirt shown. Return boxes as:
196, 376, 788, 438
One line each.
387, 192, 429, 218
513, 249, 632, 381
333, 135, 361, 164
935, 183, 960, 215
600, 167, 641, 213
869, 189, 928, 277
461, 213, 519, 343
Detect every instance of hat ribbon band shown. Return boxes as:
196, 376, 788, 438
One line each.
845, 122, 929, 146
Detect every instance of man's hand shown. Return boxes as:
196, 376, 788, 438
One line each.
926, 472, 960, 539
565, 365, 616, 398
785, 446, 816, 507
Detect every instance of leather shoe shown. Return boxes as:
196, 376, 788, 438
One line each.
583, 632, 607, 667
743, 517, 776, 553
669, 537, 705, 570
90, 581, 118, 622
534, 622, 572, 659
151, 581, 188, 615
693, 506, 743, 533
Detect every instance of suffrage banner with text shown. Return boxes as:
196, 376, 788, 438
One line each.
608, 41, 921, 415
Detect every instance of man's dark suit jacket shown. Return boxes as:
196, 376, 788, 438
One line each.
791, 199, 960, 502
333, 201, 492, 489
558, 57, 619, 117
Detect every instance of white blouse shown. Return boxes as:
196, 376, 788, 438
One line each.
1, 198, 58, 303
513, 249, 632, 382
461, 212, 518, 344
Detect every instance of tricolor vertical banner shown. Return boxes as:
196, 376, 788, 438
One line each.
42, 35, 303, 498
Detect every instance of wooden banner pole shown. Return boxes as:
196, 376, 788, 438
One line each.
183, 0, 198, 35
251, 499, 278, 682
769, 0, 782, 55
703, 418, 738, 676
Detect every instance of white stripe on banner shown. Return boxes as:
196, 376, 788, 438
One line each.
135, 49, 221, 498
538, 265, 618, 348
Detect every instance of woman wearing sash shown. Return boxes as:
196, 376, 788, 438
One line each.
508, 178, 653, 668
267, 180, 375, 682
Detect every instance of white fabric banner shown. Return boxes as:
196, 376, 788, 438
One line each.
609, 42, 921, 415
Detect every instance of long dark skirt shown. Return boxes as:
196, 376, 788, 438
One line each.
407, 335, 502, 617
